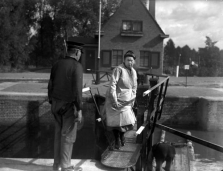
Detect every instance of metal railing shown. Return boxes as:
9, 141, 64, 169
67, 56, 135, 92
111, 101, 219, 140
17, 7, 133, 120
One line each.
156, 123, 223, 153
85, 74, 223, 170
136, 74, 223, 170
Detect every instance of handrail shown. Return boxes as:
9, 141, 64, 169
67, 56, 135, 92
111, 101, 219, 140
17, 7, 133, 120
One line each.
135, 73, 223, 171
136, 76, 169, 135
143, 76, 169, 97
82, 81, 110, 93
140, 74, 223, 154
156, 123, 223, 153
143, 73, 168, 78
135, 76, 171, 171
85, 81, 115, 148
87, 69, 111, 84
82, 81, 110, 95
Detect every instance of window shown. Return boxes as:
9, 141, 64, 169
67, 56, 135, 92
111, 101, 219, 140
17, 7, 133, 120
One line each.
140, 51, 150, 67
101, 50, 111, 67
122, 21, 132, 31
122, 20, 142, 32
101, 50, 123, 67
133, 21, 142, 32
112, 50, 123, 66
140, 51, 160, 69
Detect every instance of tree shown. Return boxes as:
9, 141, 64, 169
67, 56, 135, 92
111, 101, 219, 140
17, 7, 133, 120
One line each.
198, 36, 221, 76
175, 46, 182, 65
220, 50, 223, 76
163, 36, 222, 76
164, 39, 176, 66
163, 39, 177, 75
205, 36, 217, 48
0, 0, 33, 69
102, 0, 121, 25
31, 0, 121, 65
181, 45, 191, 65
0, 0, 123, 68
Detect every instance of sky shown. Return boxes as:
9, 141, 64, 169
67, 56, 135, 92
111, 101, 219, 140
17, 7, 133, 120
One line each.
154, 0, 223, 50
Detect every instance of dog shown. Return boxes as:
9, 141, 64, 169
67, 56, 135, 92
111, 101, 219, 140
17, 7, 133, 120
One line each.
148, 142, 176, 171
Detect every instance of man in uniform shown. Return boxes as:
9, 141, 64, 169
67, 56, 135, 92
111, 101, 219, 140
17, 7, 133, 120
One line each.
48, 41, 84, 171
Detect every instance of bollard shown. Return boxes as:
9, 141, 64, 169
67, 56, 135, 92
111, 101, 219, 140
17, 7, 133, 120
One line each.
149, 77, 159, 96
144, 74, 149, 84
160, 130, 166, 143
186, 131, 195, 161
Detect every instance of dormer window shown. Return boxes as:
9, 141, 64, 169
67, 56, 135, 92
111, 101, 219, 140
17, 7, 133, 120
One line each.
121, 20, 143, 36
122, 20, 142, 32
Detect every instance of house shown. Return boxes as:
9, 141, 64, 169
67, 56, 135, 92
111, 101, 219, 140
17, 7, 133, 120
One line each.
68, 36, 98, 73
69, 0, 168, 75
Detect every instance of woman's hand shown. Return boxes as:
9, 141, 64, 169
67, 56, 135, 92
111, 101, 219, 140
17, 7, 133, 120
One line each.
75, 110, 82, 123
112, 102, 122, 109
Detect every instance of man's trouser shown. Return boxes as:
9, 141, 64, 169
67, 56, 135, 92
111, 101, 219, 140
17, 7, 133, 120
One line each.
51, 98, 77, 169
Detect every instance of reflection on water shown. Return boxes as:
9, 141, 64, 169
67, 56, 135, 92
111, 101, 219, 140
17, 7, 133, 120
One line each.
186, 130, 223, 161
158, 128, 223, 160
154, 128, 223, 170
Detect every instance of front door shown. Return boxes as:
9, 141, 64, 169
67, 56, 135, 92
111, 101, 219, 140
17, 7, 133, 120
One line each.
85, 50, 96, 72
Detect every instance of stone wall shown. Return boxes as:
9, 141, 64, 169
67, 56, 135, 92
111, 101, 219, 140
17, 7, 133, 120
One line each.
1, 91, 223, 158
161, 97, 199, 129
136, 86, 223, 131
197, 97, 223, 131
0, 94, 97, 159
161, 96, 223, 131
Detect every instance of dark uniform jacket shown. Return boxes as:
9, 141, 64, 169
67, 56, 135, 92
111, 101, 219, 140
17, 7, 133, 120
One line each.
48, 56, 83, 111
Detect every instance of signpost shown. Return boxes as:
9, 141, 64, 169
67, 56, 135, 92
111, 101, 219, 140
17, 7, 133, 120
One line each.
184, 65, 190, 87
176, 54, 181, 77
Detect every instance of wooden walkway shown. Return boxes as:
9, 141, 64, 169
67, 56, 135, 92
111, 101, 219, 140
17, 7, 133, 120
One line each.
100, 128, 191, 171
101, 130, 141, 170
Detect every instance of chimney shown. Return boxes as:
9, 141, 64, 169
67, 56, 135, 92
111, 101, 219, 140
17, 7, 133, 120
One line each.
149, 0, 156, 19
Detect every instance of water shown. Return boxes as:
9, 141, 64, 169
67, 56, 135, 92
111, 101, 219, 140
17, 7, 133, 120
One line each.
154, 128, 223, 171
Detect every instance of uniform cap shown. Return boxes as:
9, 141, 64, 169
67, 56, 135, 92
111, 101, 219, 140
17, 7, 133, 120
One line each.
66, 41, 84, 53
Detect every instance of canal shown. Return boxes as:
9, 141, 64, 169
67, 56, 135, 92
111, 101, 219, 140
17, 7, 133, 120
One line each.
154, 128, 223, 170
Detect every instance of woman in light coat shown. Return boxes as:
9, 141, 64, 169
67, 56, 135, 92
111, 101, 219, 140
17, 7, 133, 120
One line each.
104, 50, 137, 149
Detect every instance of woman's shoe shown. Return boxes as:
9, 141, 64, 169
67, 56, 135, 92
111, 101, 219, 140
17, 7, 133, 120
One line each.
114, 139, 121, 150
120, 132, 126, 146
113, 130, 121, 149
121, 138, 125, 146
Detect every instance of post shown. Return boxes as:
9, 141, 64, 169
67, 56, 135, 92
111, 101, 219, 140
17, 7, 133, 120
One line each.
96, 0, 102, 84
176, 66, 179, 77
176, 54, 181, 77
186, 131, 195, 161
160, 130, 165, 142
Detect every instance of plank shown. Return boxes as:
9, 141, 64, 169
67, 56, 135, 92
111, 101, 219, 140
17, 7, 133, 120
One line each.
101, 143, 141, 169
101, 130, 142, 169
